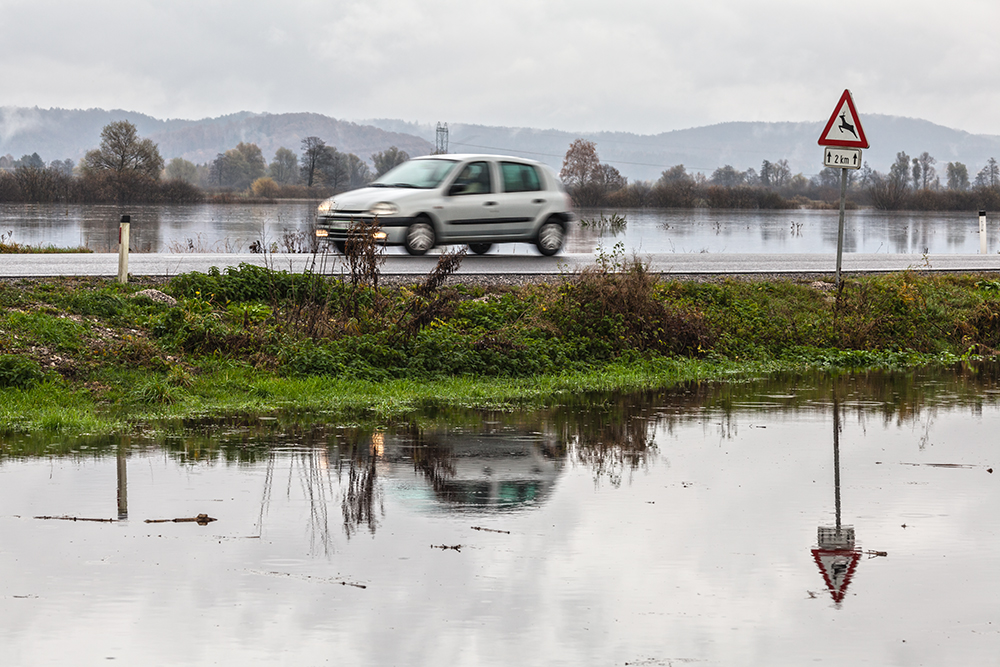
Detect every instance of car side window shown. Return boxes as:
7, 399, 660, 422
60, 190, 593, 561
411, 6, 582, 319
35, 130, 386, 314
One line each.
501, 162, 542, 193
451, 161, 493, 195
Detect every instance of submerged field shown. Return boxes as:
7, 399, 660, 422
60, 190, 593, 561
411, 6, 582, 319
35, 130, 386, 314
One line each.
2, 249, 1000, 436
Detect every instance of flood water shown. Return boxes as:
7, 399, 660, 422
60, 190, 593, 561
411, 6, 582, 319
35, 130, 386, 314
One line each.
2, 202, 996, 255
3, 364, 1000, 665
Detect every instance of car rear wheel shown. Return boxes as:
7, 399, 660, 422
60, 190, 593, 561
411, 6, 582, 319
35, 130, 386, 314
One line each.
333, 241, 347, 254
468, 242, 493, 255
404, 220, 436, 256
535, 221, 564, 256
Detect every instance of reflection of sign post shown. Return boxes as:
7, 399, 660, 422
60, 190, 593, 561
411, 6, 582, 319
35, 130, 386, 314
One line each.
813, 392, 862, 606
819, 90, 869, 286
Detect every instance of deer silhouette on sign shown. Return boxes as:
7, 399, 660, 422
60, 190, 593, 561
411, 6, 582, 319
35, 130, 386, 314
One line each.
838, 112, 858, 139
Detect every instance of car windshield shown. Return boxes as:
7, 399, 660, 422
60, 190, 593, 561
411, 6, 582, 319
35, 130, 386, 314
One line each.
371, 158, 458, 189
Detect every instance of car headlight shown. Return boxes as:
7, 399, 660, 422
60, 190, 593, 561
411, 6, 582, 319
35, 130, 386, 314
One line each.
369, 202, 399, 216
317, 200, 335, 215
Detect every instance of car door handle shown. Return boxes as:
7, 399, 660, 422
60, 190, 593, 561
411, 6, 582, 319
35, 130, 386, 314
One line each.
484, 201, 498, 207
532, 199, 546, 204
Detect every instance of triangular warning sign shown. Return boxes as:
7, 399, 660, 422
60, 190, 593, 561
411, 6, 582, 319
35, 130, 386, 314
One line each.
818, 89, 869, 148
811, 548, 861, 604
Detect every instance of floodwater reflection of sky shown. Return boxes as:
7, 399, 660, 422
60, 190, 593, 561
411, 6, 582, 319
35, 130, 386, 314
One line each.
2, 202, 998, 256
1, 367, 999, 665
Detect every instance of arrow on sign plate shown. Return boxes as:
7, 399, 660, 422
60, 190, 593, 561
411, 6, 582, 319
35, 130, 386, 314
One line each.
824, 147, 862, 170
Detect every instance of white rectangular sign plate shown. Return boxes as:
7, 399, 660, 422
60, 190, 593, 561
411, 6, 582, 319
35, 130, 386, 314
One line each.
823, 147, 862, 170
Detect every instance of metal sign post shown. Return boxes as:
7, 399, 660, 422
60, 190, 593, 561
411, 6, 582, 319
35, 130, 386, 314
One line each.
819, 90, 869, 286
836, 168, 848, 285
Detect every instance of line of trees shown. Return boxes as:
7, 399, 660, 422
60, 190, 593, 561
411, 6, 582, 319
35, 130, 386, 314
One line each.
0, 121, 414, 205
6, 124, 999, 212
164, 136, 408, 196
560, 139, 1000, 211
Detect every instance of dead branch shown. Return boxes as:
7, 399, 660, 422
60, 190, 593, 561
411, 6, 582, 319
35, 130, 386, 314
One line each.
144, 513, 217, 525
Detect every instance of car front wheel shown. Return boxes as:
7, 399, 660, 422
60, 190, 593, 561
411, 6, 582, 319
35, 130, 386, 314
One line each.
404, 220, 435, 256
535, 221, 564, 256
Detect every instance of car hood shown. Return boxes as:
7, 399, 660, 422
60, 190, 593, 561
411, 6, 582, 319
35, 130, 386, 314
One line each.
325, 186, 437, 211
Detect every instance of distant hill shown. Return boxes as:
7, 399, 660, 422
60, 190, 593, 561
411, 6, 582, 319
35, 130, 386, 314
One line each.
3, 106, 1000, 183
0, 107, 434, 166
364, 117, 1000, 182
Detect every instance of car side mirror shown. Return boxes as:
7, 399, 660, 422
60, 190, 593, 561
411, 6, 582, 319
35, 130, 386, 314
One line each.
448, 183, 467, 196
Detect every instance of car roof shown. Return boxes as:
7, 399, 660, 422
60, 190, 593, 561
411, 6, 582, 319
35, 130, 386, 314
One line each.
411, 153, 541, 164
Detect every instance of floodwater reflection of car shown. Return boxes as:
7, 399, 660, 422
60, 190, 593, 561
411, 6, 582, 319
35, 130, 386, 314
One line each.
314, 154, 576, 256
384, 431, 566, 514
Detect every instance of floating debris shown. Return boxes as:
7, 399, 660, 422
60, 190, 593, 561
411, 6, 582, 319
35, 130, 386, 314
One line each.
144, 513, 216, 525
471, 526, 510, 534
34, 515, 115, 523
249, 570, 366, 589
431, 544, 462, 551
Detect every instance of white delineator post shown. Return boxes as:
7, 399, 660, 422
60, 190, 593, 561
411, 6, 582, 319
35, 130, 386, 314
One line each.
980, 210, 987, 255
118, 215, 130, 284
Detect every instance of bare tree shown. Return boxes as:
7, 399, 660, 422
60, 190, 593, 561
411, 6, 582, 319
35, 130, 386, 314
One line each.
659, 164, 692, 185
916, 152, 936, 189
345, 153, 372, 189
888, 152, 911, 189
165, 157, 197, 183
560, 138, 600, 188
975, 158, 999, 189
868, 171, 908, 210
709, 165, 744, 187
83, 120, 163, 179
300, 136, 326, 187
371, 146, 409, 177
771, 159, 791, 188
595, 163, 626, 191
946, 162, 970, 190
268, 147, 299, 184
316, 146, 349, 190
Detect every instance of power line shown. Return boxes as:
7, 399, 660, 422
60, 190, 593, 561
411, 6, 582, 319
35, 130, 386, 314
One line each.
449, 140, 718, 173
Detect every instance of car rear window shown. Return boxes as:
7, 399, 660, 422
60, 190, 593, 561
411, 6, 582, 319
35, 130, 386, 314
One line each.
501, 162, 542, 193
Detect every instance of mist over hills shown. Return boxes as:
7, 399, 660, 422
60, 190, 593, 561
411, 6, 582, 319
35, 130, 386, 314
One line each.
3, 106, 1000, 184
0, 107, 433, 167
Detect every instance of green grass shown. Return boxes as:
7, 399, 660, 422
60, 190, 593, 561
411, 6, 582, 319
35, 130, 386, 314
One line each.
2, 262, 1000, 437
0, 241, 92, 254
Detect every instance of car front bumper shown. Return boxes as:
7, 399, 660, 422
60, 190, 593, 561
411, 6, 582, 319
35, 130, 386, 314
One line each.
315, 214, 413, 246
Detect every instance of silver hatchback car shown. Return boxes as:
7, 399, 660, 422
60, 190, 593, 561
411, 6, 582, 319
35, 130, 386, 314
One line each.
314, 154, 575, 255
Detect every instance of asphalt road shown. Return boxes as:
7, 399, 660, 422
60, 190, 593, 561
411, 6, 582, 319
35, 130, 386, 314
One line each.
1, 251, 999, 278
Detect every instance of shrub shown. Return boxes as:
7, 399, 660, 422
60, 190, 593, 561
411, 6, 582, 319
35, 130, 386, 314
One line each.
546, 249, 714, 357
251, 177, 280, 198
0, 354, 45, 389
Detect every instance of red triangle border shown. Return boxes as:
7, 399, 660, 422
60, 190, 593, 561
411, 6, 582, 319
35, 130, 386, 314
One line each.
818, 89, 869, 148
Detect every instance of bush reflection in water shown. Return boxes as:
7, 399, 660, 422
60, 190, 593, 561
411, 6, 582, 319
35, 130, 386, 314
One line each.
3, 360, 1000, 543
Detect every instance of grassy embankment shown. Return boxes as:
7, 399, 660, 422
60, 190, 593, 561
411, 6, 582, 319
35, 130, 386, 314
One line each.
0, 233, 92, 254
2, 247, 1000, 436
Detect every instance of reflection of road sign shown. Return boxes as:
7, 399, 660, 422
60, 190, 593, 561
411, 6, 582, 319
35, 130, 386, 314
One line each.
824, 147, 862, 170
812, 548, 861, 604
819, 89, 869, 148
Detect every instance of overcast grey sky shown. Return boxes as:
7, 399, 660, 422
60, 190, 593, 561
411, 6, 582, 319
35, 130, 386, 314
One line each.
2, 0, 998, 135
